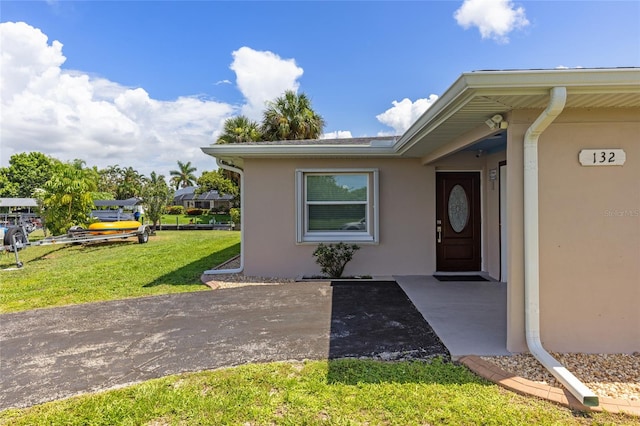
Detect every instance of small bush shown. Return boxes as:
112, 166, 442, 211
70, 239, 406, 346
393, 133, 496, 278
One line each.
165, 205, 184, 215
186, 208, 204, 216
313, 242, 360, 278
229, 208, 240, 224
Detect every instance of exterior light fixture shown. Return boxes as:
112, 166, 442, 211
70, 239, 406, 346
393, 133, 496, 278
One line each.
485, 114, 507, 130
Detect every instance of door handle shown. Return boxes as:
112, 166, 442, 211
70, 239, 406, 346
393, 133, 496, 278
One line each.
436, 225, 442, 243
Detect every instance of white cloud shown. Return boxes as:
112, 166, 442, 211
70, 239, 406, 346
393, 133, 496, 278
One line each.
454, 0, 529, 43
375, 95, 438, 134
0, 25, 315, 179
230, 46, 304, 121
0, 22, 235, 177
321, 130, 353, 140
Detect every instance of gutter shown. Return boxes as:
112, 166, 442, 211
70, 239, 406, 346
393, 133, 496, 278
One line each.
202, 159, 244, 275
523, 86, 599, 407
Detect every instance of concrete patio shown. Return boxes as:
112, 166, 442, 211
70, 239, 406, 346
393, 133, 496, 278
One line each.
395, 275, 510, 359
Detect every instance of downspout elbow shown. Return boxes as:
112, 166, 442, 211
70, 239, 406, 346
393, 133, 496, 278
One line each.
523, 87, 599, 407
203, 159, 244, 275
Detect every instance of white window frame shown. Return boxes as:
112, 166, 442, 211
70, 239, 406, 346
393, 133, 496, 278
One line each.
296, 168, 379, 244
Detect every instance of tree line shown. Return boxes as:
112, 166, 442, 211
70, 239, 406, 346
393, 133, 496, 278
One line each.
0, 153, 238, 235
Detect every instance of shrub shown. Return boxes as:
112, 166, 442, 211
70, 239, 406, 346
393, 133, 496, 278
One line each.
165, 205, 184, 215
312, 242, 360, 278
186, 208, 204, 216
229, 208, 240, 224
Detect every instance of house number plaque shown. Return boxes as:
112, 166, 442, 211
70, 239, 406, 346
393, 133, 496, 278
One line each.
579, 149, 626, 166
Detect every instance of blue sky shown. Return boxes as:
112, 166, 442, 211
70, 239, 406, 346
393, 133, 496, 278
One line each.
1, 0, 639, 178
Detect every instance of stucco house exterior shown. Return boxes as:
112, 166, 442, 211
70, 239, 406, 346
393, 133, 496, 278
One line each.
173, 186, 234, 212
202, 68, 639, 362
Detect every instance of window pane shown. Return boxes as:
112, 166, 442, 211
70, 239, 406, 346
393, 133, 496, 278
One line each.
307, 175, 367, 202
308, 204, 366, 231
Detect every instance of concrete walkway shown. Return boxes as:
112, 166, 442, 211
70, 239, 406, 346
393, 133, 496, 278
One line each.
396, 275, 510, 358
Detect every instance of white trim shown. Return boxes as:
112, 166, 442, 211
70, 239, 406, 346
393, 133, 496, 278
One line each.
480, 169, 485, 273
295, 168, 379, 244
203, 159, 244, 275
499, 163, 508, 282
202, 144, 397, 159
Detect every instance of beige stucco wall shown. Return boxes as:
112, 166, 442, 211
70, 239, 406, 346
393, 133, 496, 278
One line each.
506, 108, 640, 354
506, 122, 527, 353
242, 157, 436, 278
484, 152, 506, 281
238, 106, 638, 354
242, 150, 507, 280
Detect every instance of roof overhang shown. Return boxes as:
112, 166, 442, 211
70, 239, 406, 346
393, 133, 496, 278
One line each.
395, 68, 640, 159
201, 68, 640, 167
201, 138, 400, 168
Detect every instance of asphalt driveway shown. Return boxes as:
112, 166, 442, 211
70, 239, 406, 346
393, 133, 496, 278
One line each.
0, 280, 448, 410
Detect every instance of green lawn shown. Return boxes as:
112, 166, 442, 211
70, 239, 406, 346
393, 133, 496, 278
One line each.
0, 359, 632, 425
0, 230, 240, 313
160, 213, 231, 226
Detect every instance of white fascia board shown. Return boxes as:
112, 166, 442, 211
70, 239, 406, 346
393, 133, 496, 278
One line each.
394, 76, 476, 153
461, 68, 640, 89
201, 144, 398, 159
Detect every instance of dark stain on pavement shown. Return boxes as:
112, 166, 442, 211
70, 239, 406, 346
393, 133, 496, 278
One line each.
328, 280, 448, 360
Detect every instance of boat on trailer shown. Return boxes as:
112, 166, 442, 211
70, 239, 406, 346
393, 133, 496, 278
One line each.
2, 197, 152, 269
88, 220, 143, 235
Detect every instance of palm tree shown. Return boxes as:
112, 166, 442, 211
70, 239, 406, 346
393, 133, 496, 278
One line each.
216, 115, 262, 144
116, 167, 145, 199
170, 175, 182, 191
261, 90, 325, 141
169, 161, 197, 189
98, 164, 123, 196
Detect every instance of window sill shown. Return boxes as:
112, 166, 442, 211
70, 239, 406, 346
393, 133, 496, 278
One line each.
298, 232, 377, 244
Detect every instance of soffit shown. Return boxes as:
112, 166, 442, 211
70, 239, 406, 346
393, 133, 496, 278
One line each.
397, 78, 640, 159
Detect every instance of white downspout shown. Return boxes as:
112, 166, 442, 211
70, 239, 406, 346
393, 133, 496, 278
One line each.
524, 86, 598, 407
203, 159, 244, 275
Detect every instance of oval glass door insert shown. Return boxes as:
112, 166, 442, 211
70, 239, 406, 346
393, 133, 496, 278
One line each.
448, 184, 469, 233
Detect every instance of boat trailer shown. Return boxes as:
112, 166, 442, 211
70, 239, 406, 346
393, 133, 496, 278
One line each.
1, 220, 151, 269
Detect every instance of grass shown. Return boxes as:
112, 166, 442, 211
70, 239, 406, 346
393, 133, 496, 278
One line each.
0, 230, 240, 313
160, 213, 231, 226
0, 359, 633, 425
